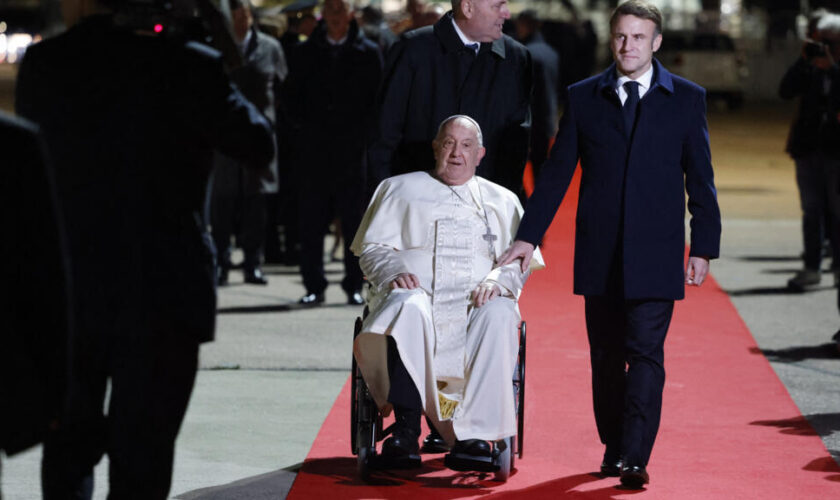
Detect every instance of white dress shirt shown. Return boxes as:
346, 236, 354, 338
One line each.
616, 64, 654, 105
451, 18, 480, 54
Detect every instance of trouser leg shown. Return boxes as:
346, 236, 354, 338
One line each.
386, 337, 422, 439
239, 193, 266, 271
796, 155, 826, 271
297, 188, 330, 295
106, 320, 198, 500
584, 295, 627, 458
42, 310, 109, 500
210, 195, 236, 270
621, 299, 673, 467
263, 192, 282, 262
337, 184, 364, 294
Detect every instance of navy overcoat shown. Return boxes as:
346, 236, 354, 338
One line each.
517, 59, 721, 300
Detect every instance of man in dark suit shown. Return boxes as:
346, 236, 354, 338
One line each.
283, 0, 382, 306
515, 9, 560, 181
211, 0, 288, 286
499, 0, 721, 488
15, 0, 275, 496
0, 112, 71, 496
367, 0, 532, 199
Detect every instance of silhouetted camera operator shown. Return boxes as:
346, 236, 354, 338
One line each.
779, 11, 840, 292
15, 0, 274, 497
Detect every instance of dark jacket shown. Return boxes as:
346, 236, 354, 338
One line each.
518, 60, 721, 300
213, 27, 288, 197
779, 57, 840, 158
523, 32, 560, 141
367, 12, 532, 196
283, 20, 383, 186
0, 112, 71, 455
16, 15, 274, 344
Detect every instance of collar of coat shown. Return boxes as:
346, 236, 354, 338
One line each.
310, 18, 363, 49
596, 58, 674, 98
434, 11, 506, 59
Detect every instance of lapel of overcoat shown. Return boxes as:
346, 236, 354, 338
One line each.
595, 60, 675, 151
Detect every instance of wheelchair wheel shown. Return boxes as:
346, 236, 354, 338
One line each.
494, 436, 514, 482
351, 316, 363, 455
356, 381, 379, 480
517, 321, 526, 459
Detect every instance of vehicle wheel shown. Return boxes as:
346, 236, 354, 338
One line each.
494, 437, 513, 482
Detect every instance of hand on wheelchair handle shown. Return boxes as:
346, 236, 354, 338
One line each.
391, 273, 420, 289
472, 283, 500, 308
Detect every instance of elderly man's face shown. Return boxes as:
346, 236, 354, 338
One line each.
463, 0, 510, 42
433, 119, 486, 186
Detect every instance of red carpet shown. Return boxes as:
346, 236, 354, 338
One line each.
287, 169, 840, 499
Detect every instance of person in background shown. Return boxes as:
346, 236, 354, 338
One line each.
515, 9, 560, 182
283, 0, 383, 306
779, 11, 840, 291
211, 0, 288, 286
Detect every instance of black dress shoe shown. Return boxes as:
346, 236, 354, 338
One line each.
298, 293, 325, 306
445, 439, 494, 472
421, 432, 451, 453
450, 439, 492, 458
600, 458, 623, 477
243, 268, 268, 285
346, 290, 364, 305
620, 464, 649, 488
379, 435, 421, 469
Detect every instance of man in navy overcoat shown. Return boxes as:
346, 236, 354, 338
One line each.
499, 0, 721, 488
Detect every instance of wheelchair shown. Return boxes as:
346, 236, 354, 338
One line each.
350, 313, 526, 482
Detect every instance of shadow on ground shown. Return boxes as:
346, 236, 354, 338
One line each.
751, 343, 840, 362
290, 457, 645, 499
174, 465, 300, 499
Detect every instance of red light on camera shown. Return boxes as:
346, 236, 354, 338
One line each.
154, 24, 164, 33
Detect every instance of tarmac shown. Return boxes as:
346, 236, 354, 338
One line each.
2, 103, 839, 498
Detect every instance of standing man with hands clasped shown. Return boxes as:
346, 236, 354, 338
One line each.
499, 0, 721, 489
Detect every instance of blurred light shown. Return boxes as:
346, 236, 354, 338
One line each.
1, 33, 34, 64
154, 23, 164, 33
0, 22, 7, 33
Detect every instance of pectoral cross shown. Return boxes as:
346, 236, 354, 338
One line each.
483, 225, 497, 259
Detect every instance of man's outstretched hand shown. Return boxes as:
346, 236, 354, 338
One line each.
498, 240, 535, 273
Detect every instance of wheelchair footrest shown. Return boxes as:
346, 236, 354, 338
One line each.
444, 452, 499, 473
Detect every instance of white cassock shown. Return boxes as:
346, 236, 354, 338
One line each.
350, 171, 545, 444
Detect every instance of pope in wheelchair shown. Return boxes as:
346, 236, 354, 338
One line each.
350, 115, 544, 473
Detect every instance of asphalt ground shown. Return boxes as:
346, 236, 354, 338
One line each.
1, 93, 839, 497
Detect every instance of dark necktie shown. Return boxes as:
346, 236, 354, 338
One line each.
622, 81, 640, 139
466, 42, 479, 55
